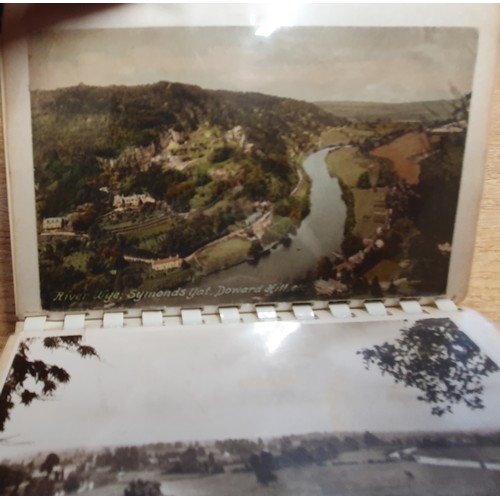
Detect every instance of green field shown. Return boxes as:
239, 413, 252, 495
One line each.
194, 236, 252, 274
261, 216, 295, 247
63, 250, 92, 272
146, 268, 199, 291
325, 147, 380, 187
122, 219, 176, 240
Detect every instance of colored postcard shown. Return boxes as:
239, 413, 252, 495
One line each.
27, 25, 477, 309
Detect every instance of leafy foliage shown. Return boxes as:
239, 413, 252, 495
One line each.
124, 479, 162, 496
356, 171, 371, 189
358, 318, 499, 416
0, 336, 98, 432
0, 465, 26, 495
63, 473, 81, 493
32, 81, 342, 218
40, 453, 60, 475
385, 181, 421, 224
416, 133, 464, 244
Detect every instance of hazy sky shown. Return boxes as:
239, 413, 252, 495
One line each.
28, 26, 477, 103
1, 312, 500, 460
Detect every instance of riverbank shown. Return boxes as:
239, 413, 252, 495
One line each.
178, 147, 345, 284
325, 146, 388, 237
151, 147, 346, 302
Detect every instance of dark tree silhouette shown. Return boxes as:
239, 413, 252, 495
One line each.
249, 452, 277, 486
370, 277, 383, 298
0, 335, 98, 432
363, 431, 383, 447
0, 464, 26, 494
385, 180, 421, 224
124, 479, 162, 496
358, 318, 499, 416
63, 472, 81, 493
40, 453, 60, 476
316, 256, 333, 280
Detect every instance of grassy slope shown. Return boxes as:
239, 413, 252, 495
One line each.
193, 236, 252, 274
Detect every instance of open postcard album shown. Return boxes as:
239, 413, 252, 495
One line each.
0, 3, 500, 496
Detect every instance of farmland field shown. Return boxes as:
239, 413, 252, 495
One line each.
325, 147, 374, 187
351, 187, 388, 236
371, 131, 432, 184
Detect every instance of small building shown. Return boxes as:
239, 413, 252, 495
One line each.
314, 279, 348, 296
42, 217, 65, 231
245, 211, 262, 226
251, 212, 273, 239
388, 447, 417, 461
152, 255, 183, 271
124, 255, 154, 265
113, 193, 155, 209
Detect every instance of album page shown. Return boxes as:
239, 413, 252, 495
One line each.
2, 5, 498, 315
0, 309, 499, 494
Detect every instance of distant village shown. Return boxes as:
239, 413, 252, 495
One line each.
2, 430, 500, 495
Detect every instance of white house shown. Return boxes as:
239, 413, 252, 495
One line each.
152, 255, 183, 271
113, 193, 155, 209
42, 217, 65, 231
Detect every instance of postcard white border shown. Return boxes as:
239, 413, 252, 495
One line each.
1, 4, 498, 317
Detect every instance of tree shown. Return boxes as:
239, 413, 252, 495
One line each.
0, 336, 98, 432
249, 452, 277, 486
356, 171, 371, 189
71, 204, 98, 232
207, 452, 224, 474
40, 453, 60, 476
370, 277, 383, 298
248, 240, 263, 262
24, 477, 55, 496
316, 256, 333, 280
124, 479, 161, 496
385, 181, 420, 223
363, 431, 383, 447
63, 473, 81, 494
341, 234, 364, 259
113, 446, 140, 471
357, 318, 499, 416
0, 465, 25, 495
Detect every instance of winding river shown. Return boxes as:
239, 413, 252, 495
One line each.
193, 147, 347, 301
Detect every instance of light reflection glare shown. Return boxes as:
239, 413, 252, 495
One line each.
252, 321, 300, 354
254, 2, 299, 37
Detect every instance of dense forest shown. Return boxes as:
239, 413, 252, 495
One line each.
32, 81, 344, 218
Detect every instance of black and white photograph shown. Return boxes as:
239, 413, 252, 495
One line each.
1, 311, 500, 495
